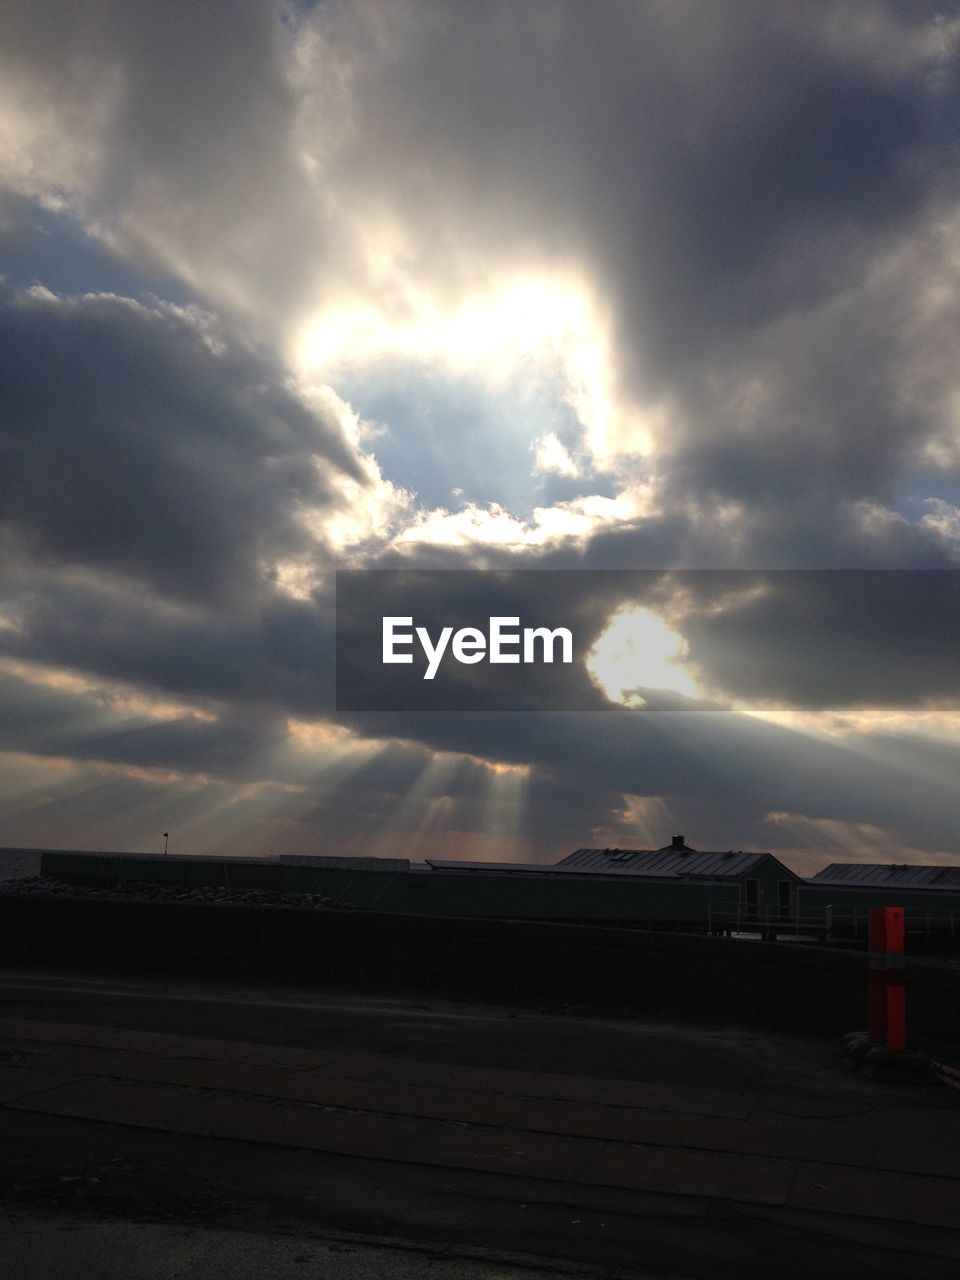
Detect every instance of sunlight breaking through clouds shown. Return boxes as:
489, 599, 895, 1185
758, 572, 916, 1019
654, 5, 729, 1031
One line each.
3, 1, 960, 865
586, 606, 699, 705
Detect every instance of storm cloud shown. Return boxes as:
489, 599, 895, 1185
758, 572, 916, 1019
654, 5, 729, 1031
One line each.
0, 287, 366, 604
2, 2, 960, 866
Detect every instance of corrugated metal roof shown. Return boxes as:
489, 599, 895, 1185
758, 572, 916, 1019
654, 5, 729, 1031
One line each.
556, 848, 774, 879
808, 862, 960, 890
274, 855, 410, 871
426, 860, 564, 875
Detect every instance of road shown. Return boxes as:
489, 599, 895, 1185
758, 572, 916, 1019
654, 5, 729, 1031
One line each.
1, 968, 959, 1279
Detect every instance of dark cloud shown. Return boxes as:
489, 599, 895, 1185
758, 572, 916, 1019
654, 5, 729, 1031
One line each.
0, 572, 337, 714
307, 0, 960, 558
5, 2, 960, 548
334, 565, 960, 711
0, 287, 362, 605
0, 668, 288, 780
8, 562, 958, 727
6, 640, 960, 862
333, 703, 960, 857
0, 0, 320, 328
680, 570, 960, 708
2, 3, 960, 862
530, 501, 959, 571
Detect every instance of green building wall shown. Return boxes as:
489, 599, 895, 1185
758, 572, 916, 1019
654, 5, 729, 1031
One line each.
39, 851, 744, 925
37, 849, 959, 933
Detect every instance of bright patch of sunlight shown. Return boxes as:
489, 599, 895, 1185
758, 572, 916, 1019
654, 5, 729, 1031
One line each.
587, 606, 698, 704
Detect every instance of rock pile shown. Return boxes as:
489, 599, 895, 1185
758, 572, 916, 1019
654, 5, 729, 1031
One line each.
0, 875, 351, 909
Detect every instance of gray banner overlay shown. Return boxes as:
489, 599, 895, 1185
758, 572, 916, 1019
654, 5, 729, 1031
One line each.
335, 569, 960, 712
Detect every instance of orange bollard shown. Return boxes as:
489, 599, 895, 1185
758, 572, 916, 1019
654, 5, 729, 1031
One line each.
850, 905, 920, 1079
868, 907, 887, 1046
884, 906, 907, 1053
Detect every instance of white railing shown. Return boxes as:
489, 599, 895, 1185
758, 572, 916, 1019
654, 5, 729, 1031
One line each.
705, 902, 960, 938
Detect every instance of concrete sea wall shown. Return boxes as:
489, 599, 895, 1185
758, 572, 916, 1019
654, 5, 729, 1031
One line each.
1, 894, 958, 1043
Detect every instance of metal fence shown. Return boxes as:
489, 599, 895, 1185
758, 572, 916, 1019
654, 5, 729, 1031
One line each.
706, 901, 960, 940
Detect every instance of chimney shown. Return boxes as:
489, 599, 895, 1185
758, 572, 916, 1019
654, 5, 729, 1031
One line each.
671, 833, 686, 851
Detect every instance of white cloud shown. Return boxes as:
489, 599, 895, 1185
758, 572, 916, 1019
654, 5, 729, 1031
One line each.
397, 491, 645, 550
920, 498, 960, 546
531, 432, 579, 478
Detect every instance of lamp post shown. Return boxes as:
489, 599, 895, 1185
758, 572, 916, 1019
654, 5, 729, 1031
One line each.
162, 832, 168, 857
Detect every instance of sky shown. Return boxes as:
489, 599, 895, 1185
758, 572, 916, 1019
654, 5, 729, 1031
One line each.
2, 0, 960, 874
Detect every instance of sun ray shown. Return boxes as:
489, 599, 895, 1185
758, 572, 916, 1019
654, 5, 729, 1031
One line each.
368, 754, 463, 858
477, 762, 530, 862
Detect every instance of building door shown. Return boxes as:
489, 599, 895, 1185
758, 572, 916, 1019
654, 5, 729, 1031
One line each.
744, 879, 759, 920
777, 880, 792, 919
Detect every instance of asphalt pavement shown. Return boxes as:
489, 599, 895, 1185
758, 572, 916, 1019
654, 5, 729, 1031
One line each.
1, 968, 959, 1279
